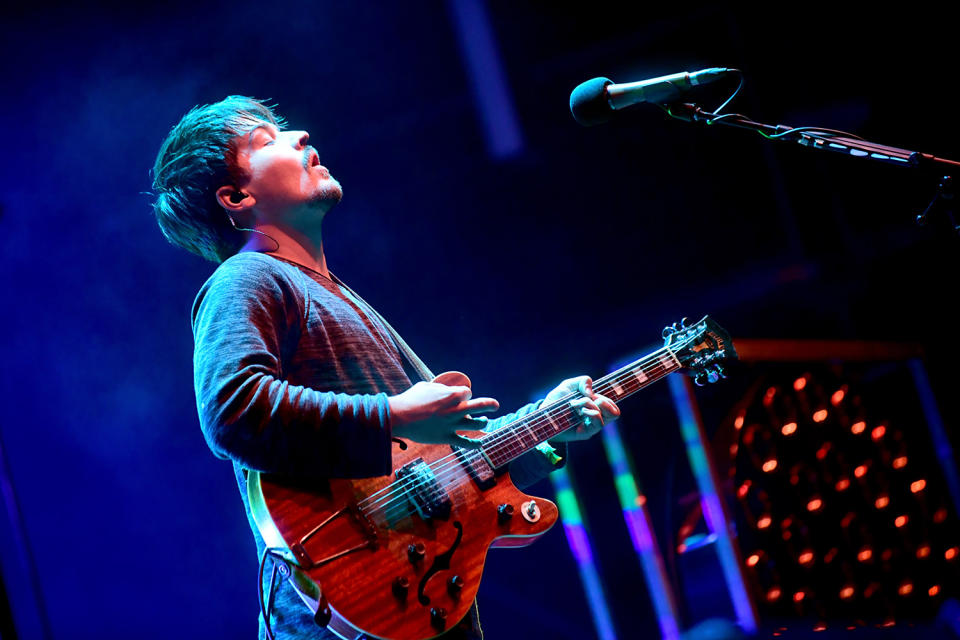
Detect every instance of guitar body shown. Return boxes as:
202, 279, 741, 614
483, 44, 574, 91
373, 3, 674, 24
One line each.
249, 435, 558, 640
246, 318, 735, 640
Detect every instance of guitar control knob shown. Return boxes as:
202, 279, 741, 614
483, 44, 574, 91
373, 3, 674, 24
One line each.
392, 576, 409, 599
407, 542, 426, 563
448, 575, 464, 596
430, 607, 447, 630
497, 503, 514, 524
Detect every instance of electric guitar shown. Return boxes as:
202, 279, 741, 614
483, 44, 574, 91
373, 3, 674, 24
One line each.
248, 316, 735, 640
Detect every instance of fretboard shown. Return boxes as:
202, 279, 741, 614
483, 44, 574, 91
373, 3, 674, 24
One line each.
479, 346, 682, 469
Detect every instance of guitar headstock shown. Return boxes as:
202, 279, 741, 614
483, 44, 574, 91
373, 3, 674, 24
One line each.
662, 316, 738, 385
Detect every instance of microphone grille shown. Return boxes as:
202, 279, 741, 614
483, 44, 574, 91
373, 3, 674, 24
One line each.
569, 77, 614, 127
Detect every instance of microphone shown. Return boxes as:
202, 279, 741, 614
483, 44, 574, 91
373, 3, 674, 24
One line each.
570, 68, 734, 126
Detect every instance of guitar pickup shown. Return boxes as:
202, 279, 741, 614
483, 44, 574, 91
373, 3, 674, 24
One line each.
455, 448, 496, 490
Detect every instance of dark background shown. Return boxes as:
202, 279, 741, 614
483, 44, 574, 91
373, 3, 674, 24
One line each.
1, 2, 958, 638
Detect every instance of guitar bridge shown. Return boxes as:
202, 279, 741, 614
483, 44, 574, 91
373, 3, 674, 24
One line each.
291, 505, 378, 569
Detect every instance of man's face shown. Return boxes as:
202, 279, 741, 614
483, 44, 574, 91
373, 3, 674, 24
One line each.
233, 122, 342, 226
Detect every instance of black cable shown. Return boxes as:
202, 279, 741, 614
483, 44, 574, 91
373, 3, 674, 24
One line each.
259, 547, 285, 640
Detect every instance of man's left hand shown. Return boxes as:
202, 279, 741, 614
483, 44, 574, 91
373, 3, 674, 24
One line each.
542, 376, 620, 442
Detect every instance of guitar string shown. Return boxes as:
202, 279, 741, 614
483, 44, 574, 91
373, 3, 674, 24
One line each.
372, 359, 678, 523
356, 345, 678, 511
360, 347, 685, 517
358, 343, 689, 516
358, 344, 686, 518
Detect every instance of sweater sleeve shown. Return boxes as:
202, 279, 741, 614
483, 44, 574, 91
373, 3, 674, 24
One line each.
481, 401, 568, 490
191, 254, 393, 479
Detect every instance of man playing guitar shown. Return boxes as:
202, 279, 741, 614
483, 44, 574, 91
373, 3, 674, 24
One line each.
151, 96, 619, 639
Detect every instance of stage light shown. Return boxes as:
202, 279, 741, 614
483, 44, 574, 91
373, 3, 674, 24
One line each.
881, 549, 893, 562
807, 497, 823, 512
946, 547, 958, 560
894, 515, 908, 528
831, 389, 845, 405
764, 387, 777, 407
813, 409, 828, 422
813, 623, 827, 632
766, 587, 781, 602
737, 481, 751, 498
910, 479, 926, 493
835, 477, 850, 491
781, 422, 797, 436
851, 421, 866, 434
898, 582, 913, 596
917, 545, 931, 558
892, 455, 908, 469
798, 550, 814, 565
934, 508, 948, 523
874, 495, 889, 509
793, 377, 807, 391
854, 464, 868, 478
757, 515, 772, 529
871, 425, 886, 441
839, 585, 854, 599
746, 553, 760, 567
816, 443, 830, 460
734, 415, 744, 429
763, 459, 778, 472
857, 547, 873, 562
824, 548, 838, 563
929, 585, 940, 597
729, 443, 739, 456
841, 512, 855, 528
793, 590, 805, 602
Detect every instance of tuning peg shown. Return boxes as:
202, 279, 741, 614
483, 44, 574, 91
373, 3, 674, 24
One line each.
680, 317, 689, 328
707, 369, 720, 384
714, 364, 727, 379
662, 325, 676, 339
694, 372, 707, 386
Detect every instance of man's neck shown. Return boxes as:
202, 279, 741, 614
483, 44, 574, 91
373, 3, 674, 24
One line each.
240, 223, 329, 279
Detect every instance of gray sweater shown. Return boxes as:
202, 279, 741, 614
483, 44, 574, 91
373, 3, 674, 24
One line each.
192, 252, 561, 639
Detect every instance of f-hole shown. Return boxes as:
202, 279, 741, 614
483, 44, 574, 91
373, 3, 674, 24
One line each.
417, 521, 463, 605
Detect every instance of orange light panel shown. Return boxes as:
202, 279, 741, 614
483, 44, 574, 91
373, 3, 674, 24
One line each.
857, 548, 873, 562
793, 377, 807, 391
839, 586, 854, 599
893, 455, 908, 469
899, 582, 913, 596
746, 554, 760, 567
835, 478, 850, 491
929, 585, 940, 597
807, 498, 823, 512
763, 459, 778, 473
946, 547, 958, 560
895, 515, 908, 528
831, 389, 845, 405
911, 479, 926, 493
871, 425, 886, 440
851, 421, 866, 434
813, 409, 828, 422
793, 590, 805, 602
855, 464, 868, 478
799, 551, 814, 565
757, 515, 772, 529
875, 495, 889, 509
782, 422, 798, 436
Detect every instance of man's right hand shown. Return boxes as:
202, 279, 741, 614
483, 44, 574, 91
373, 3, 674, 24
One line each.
388, 381, 499, 449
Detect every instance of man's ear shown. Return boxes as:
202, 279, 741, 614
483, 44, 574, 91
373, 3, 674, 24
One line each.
215, 185, 256, 213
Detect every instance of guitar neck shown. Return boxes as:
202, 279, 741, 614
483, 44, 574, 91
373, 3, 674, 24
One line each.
479, 345, 683, 469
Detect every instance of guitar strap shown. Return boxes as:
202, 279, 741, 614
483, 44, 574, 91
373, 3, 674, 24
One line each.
329, 272, 437, 383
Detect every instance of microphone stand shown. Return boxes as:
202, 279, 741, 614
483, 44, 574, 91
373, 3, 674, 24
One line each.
663, 102, 960, 235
